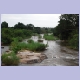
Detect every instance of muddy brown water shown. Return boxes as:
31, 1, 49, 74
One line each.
1, 34, 79, 66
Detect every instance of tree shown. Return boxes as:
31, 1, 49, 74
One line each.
53, 14, 79, 40
1, 21, 8, 28
34, 27, 41, 34
14, 22, 25, 29
26, 24, 34, 30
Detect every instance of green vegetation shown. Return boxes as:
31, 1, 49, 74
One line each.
68, 30, 79, 50
53, 14, 79, 50
10, 38, 30, 53
10, 38, 46, 53
27, 39, 34, 43
43, 34, 58, 40
38, 34, 42, 39
25, 42, 46, 51
1, 14, 79, 50
1, 51, 19, 66
1, 28, 32, 45
1, 21, 53, 45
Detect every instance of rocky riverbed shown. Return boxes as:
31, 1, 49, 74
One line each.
17, 50, 47, 64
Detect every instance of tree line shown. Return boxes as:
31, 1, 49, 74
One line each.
53, 14, 79, 50
1, 21, 53, 45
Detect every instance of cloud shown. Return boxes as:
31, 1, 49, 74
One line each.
1, 14, 61, 27
8, 16, 22, 19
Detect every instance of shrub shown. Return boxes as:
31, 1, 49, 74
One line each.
10, 41, 28, 53
10, 38, 21, 53
68, 34, 79, 50
17, 37, 23, 42
27, 39, 34, 43
38, 34, 42, 39
18, 42, 28, 50
26, 42, 46, 51
1, 52, 19, 66
1, 28, 32, 45
10, 38, 46, 53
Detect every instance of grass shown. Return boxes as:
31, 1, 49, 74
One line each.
43, 34, 58, 40
26, 42, 46, 51
1, 51, 19, 66
10, 38, 46, 53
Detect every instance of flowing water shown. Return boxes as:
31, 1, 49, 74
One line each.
1, 34, 79, 66
20, 34, 79, 66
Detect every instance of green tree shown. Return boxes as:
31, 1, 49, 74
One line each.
14, 22, 25, 29
53, 14, 79, 40
1, 21, 8, 28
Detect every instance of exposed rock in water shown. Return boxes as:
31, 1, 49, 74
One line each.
1, 46, 4, 48
38, 39, 43, 42
17, 50, 47, 64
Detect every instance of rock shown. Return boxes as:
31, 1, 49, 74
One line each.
17, 50, 47, 64
53, 56, 57, 58
20, 56, 41, 64
27, 56, 41, 64
1, 46, 4, 48
6, 50, 12, 53
1, 63, 5, 66
38, 39, 43, 42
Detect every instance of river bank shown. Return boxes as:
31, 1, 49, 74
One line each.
1, 34, 79, 66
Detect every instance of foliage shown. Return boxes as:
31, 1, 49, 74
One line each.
27, 39, 34, 43
10, 38, 46, 52
1, 21, 8, 28
1, 28, 13, 45
44, 34, 58, 40
14, 22, 26, 29
34, 27, 41, 34
1, 27, 33, 45
38, 34, 42, 39
52, 14, 79, 50
26, 42, 46, 51
1, 52, 19, 66
68, 30, 79, 50
53, 14, 79, 40
10, 38, 21, 53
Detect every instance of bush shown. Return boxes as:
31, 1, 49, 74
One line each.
10, 38, 21, 53
1, 52, 19, 66
17, 37, 23, 42
18, 42, 28, 50
10, 38, 46, 53
10, 38, 28, 53
38, 34, 42, 39
1, 28, 33, 45
27, 39, 34, 43
68, 34, 79, 50
26, 42, 46, 51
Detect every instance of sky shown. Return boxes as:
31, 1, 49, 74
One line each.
1, 14, 61, 28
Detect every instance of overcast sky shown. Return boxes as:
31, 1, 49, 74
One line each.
1, 14, 61, 28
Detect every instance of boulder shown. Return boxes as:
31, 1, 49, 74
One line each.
17, 50, 47, 64
38, 39, 43, 42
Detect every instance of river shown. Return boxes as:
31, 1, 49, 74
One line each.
1, 34, 79, 66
